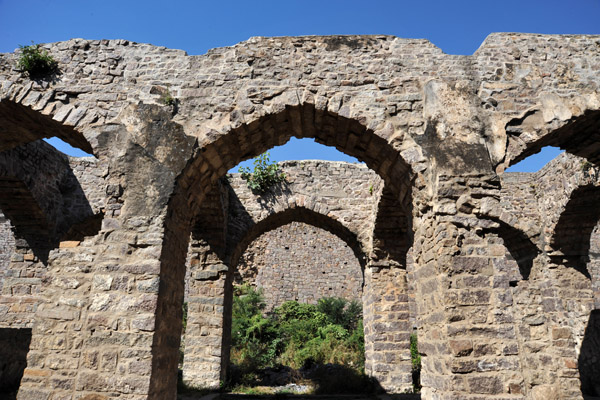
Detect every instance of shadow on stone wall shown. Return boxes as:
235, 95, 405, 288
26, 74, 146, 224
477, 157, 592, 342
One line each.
0, 328, 32, 398
552, 185, 600, 278
0, 141, 100, 263
580, 310, 600, 397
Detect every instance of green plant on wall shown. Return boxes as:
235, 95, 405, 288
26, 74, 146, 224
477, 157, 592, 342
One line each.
17, 42, 58, 78
581, 160, 593, 172
161, 87, 176, 106
410, 332, 421, 392
239, 152, 286, 193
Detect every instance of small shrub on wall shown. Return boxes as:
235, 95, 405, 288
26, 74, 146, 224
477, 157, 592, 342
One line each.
17, 42, 58, 78
238, 152, 286, 193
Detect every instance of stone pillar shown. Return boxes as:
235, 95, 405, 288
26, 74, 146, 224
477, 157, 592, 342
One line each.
413, 212, 525, 399
363, 264, 413, 392
15, 223, 164, 400
16, 103, 197, 400
182, 238, 229, 389
408, 164, 534, 399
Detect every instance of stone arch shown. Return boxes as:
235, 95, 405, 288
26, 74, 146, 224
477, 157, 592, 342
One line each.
226, 209, 367, 376
223, 160, 381, 268
504, 105, 600, 169
178, 102, 413, 217
230, 206, 367, 271
494, 115, 600, 397
0, 99, 94, 154
0, 98, 103, 254
151, 103, 414, 398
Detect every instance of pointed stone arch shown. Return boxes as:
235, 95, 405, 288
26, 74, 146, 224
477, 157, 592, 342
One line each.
151, 103, 415, 397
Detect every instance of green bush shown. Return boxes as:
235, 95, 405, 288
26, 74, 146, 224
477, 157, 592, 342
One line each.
228, 285, 366, 386
239, 152, 286, 193
317, 297, 362, 331
17, 42, 57, 77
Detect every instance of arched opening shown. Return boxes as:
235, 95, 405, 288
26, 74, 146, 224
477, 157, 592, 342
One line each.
226, 216, 367, 394
0, 100, 94, 155
504, 109, 600, 168
230, 207, 367, 272
236, 221, 364, 310
505, 146, 563, 173
498, 108, 600, 398
150, 103, 414, 398
0, 100, 100, 398
43, 137, 94, 158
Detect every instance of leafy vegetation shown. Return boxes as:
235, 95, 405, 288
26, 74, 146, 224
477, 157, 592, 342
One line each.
161, 88, 176, 106
239, 152, 286, 193
229, 285, 368, 392
410, 332, 421, 392
17, 42, 57, 78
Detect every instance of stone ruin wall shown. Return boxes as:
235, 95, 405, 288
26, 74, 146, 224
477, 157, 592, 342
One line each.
0, 143, 105, 330
0, 141, 107, 391
236, 221, 363, 311
0, 33, 599, 400
236, 152, 600, 323
1, 145, 600, 399
501, 152, 600, 305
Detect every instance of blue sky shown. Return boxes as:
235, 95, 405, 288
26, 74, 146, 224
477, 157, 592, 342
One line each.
2, 0, 598, 172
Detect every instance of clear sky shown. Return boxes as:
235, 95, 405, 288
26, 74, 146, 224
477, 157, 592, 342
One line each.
2, 0, 598, 172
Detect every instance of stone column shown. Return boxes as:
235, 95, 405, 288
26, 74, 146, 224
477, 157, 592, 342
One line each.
182, 239, 229, 390
16, 103, 197, 400
17, 227, 163, 400
363, 263, 413, 392
413, 209, 525, 399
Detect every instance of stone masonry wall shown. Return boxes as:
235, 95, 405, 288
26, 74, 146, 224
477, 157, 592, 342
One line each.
0, 33, 599, 400
0, 142, 106, 331
0, 211, 15, 291
237, 221, 363, 311
226, 160, 382, 261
